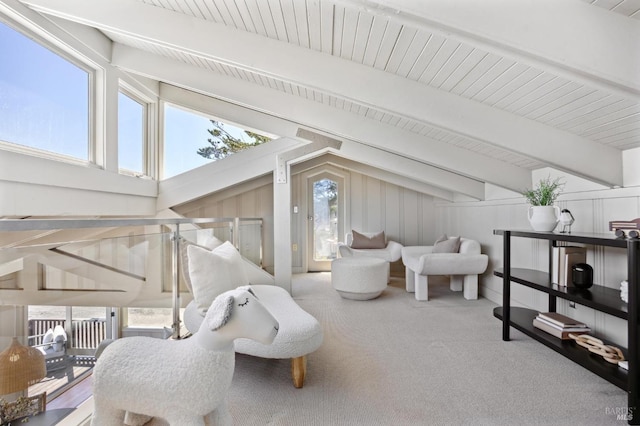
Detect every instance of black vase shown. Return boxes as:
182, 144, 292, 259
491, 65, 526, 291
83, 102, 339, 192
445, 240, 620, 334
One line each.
572, 263, 593, 289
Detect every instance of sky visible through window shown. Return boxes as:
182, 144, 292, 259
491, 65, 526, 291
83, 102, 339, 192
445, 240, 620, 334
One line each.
0, 21, 89, 159
0, 20, 273, 179
118, 92, 144, 173
163, 104, 267, 179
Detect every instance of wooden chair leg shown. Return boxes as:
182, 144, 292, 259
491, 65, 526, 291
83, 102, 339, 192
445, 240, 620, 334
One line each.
291, 356, 307, 388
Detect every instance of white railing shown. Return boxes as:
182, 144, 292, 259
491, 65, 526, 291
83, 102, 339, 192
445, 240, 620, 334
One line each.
1, 217, 264, 339
28, 318, 107, 351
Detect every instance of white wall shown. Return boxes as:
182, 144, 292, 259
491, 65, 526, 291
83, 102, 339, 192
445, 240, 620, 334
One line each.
174, 161, 440, 275
435, 174, 640, 347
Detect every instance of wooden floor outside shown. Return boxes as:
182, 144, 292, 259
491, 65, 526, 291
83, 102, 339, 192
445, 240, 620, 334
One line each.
29, 355, 95, 409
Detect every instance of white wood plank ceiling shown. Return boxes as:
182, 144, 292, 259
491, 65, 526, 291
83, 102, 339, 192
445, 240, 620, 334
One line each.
582, 0, 640, 19
138, 0, 640, 149
16, 0, 640, 191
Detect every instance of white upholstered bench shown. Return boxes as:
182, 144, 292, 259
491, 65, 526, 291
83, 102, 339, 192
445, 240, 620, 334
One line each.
401, 237, 488, 301
180, 237, 323, 388
184, 285, 323, 388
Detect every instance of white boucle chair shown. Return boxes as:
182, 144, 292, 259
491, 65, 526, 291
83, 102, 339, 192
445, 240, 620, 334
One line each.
180, 237, 323, 388
331, 257, 388, 300
184, 285, 322, 388
402, 238, 488, 301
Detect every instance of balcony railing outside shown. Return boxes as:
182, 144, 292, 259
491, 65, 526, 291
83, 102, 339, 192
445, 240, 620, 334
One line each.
28, 319, 107, 353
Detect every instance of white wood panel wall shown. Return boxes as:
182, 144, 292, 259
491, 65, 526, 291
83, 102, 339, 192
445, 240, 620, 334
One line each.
346, 172, 437, 247
175, 165, 439, 274
435, 185, 640, 347
174, 181, 275, 274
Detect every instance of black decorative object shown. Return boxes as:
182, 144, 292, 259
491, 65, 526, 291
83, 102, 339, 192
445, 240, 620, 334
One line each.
572, 263, 593, 289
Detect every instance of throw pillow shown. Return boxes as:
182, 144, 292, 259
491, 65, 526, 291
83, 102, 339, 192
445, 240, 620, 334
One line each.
52, 325, 67, 352
201, 234, 224, 250
433, 235, 461, 253
42, 328, 54, 350
351, 230, 386, 249
434, 234, 448, 245
188, 241, 249, 314
179, 235, 226, 293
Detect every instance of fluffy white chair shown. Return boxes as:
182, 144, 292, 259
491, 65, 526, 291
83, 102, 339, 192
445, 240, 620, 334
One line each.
402, 236, 488, 301
181, 237, 323, 388
91, 286, 278, 426
331, 257, 389, 300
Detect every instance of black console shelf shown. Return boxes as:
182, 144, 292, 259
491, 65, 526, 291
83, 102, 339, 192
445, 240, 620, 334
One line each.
493, 268, 628, 319
493, 306, 628, 390
494, 229, 639, 424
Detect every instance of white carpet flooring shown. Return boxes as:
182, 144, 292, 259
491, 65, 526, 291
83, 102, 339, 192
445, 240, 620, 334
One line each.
226, 273, 627, 425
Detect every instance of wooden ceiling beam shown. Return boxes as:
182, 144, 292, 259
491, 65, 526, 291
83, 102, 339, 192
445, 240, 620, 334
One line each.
114, 45, 530, 193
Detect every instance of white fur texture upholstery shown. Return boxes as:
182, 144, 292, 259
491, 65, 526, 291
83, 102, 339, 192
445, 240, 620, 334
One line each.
331, 257, 388, 300
401, 238, 488, 301
181, 241, 323, 387
184, 285, 323, 359
337, 232, 403, 263
91, 286, 278, 426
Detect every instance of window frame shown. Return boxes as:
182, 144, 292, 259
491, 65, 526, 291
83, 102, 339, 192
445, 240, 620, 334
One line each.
0, 14, 98, 166
118, 83, 152, 178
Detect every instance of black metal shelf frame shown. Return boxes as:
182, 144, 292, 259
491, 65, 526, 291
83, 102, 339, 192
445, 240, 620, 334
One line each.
493, 229, 639, 425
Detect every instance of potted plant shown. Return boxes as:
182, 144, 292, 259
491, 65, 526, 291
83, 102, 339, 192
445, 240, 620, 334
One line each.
523, 176, 564, 231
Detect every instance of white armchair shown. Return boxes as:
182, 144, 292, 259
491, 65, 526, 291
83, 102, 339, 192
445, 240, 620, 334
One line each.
337, 231, 403, 263
401, 237, 488, 301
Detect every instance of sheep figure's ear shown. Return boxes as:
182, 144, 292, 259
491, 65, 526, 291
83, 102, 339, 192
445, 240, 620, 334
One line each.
205, 293, 235, 331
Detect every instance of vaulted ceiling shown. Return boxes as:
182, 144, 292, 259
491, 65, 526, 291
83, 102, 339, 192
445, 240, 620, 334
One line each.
18, 0, 640, 199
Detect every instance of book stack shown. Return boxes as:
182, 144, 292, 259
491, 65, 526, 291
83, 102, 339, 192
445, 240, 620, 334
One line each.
551, 246, 586, 286
533, 312, 591, 340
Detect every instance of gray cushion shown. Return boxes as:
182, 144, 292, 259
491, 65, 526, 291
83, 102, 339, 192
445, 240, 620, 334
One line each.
351, 230, 386, 249
433, 235, 461, 253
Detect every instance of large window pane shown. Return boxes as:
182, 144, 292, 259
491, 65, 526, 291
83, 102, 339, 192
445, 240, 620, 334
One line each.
0, 21, 89, 160
118, 92, 145, 173
163, 105, 212, 178
163, 104, 272, 179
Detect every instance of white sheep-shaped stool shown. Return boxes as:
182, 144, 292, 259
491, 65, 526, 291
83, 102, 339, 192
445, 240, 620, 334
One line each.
91, 286, 279, 426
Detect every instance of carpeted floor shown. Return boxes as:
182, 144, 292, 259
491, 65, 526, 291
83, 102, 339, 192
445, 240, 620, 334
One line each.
226, 273, 628, 425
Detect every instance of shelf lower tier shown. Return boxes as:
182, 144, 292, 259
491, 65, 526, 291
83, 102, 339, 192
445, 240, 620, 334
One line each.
494, 306, 628, 390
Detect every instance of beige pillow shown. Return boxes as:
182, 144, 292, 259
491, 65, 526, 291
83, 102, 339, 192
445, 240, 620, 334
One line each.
187, 241, 249, 314
351, 230, 386, 249
433, 235, 461, 253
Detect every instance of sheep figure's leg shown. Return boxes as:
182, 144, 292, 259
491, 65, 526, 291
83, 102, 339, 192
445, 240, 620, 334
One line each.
91, 403, 126, 426
124, 411, 153, 426
164, 412, 205, 426
291, 356, 307, 388
205, 399, 232, 426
